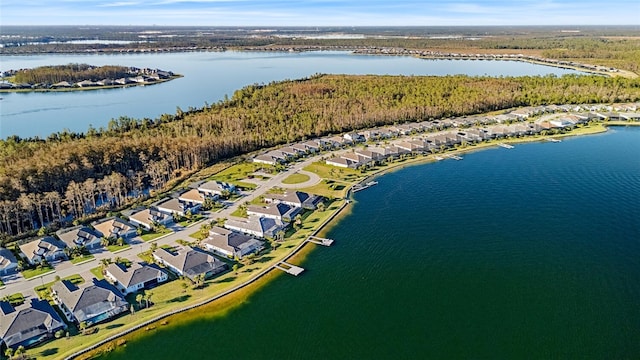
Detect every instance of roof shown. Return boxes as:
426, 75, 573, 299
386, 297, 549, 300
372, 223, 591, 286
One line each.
92, 217, 136, 239
129, 208, 171, 227
0, 299, 66, 347
105, 263, 165, 288
51, 279, 127, 322
247, 203, 299, 218
197, 180, 235, 195
155, 198, 189, 214
19, 237, 66, 262
265, 191, 310, 206
225, 216, 283, 237
178, 189, 206, 204
56, 226, 100, 248
203, 226, 264, 254
153, 247, 225, 278
0, 247, 18, 270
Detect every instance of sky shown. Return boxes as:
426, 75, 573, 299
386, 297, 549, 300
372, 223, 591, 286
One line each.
2, 0, 639, 26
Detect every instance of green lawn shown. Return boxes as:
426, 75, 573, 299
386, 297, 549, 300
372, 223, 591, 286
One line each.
90, 266, 105, 280
303, 161, 362, 182
2, 292, 25, 306
107, 244, 131, 252
70, 254, 95, 264
177, 214, 204, 227
21, 266, 55, 279
137, 251, 153, 264
140, 229, 172, 241
281, 172, 310, 184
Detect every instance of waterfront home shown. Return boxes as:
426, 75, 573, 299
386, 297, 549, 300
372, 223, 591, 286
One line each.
395, 141, 423, 153
196, 180, 236, 198
620, 112, 640, 121
354, 149, 383, 163
247, 203, 301, 222
264, 191, 322, 210
340, 152, 368, 167
225, 216, 285, 239
104, 262, 168, 295
0, 299, 66, 349
368, 146, 400, 160
152, 247, 227, 280
154, 197, 200, 217
51, 81, 71, 89
0, 248, 18, 276
202, 226, 265, 259
325, 156, 354, 168
18, 237, 67, 266
548, 119, 576, 129
128, 207, 173, 231
92, 217, 137, 240
51, 279, 129, 326
56, 226, 102, 250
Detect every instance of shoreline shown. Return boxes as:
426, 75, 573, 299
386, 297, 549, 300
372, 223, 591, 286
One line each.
0, 75, 182, 93
66, 122, 624, 360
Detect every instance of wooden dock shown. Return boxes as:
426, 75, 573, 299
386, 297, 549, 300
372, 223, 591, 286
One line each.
307, 235, 335, 246
446, 154, 463, 160
275, 262, 305, 276
498, 143, 514, 149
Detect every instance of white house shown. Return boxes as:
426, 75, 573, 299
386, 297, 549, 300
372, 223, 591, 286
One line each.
202, 226, 264, 259
104, 262, 168, 295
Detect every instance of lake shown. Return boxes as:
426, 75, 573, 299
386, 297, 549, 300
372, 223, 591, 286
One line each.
102, 127, 640, 359
0, 51, 583, 139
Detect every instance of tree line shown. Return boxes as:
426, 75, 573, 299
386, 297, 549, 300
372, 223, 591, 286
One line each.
1, 73, 639, 240
11, 64, 132, 84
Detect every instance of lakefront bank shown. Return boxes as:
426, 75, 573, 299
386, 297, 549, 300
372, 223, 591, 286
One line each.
88, 123, 640, 360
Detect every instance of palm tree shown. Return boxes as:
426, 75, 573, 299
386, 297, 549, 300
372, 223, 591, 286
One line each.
145, 291, 153, 308
136, 293, 144, 308
5, 347, 13, 359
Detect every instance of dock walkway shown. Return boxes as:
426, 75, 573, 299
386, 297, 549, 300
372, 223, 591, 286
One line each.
307, 235, 334, 246
275, 261, 305, 276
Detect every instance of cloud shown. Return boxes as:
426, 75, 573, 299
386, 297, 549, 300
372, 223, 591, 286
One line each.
98, 1, 140, 7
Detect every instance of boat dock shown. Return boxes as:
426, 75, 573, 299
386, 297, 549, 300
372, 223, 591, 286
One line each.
498, 143, 514, 149
307, 235, 335, 246
275, 261, 305, 276
547, 138, 562, 143
352, 180, 379, 192
446, 154, 463, 160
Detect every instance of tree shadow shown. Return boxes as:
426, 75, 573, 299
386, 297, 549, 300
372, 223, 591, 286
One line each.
105, 323, 124, 330
255, 256, 274, 264
214, 276, 236, 283
40, 348, 58, 356
168, 295, 191, 303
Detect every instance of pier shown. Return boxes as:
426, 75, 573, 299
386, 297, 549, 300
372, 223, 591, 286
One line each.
498, 143, 515, 149
352, 180, 379, 192
275, 261, 305, 276
546, 138, 562, 143
307, 235, 335, 246
446, 154, 463, 160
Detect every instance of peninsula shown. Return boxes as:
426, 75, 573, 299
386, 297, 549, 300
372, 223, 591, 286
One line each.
0, 63, 180, 92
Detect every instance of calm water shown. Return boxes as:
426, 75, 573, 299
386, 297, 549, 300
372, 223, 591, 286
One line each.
0, 51, 583, 138
104, 127, 640, 359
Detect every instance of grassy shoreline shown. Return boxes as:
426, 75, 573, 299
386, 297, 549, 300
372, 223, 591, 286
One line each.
0, 76, 182, 93
30, 122, 624, 360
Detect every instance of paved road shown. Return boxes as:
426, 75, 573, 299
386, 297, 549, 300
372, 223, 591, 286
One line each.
0, 151, 330, 300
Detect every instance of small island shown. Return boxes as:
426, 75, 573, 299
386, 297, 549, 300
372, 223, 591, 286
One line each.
0, 63, 181, 92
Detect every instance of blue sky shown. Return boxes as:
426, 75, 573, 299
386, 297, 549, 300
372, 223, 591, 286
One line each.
2, 0, 639, 26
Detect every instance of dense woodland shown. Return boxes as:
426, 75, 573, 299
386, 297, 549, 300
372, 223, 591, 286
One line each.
1, 73, 639, 241
11, 64, 132, 84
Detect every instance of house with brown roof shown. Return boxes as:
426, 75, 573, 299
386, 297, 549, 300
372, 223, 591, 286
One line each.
152, 247, 227, 280
128, 208, 173, 230
104, 262, 168, 295
325, 156, 354, 168
0, 248, 18, 276
178, 188, 207, 205
154, 198, 200, 217
92, 217, 137, 240
18, 237, 67, 265
202, 226, 264, 259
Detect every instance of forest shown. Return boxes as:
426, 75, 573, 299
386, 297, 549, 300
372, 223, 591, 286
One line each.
1, 73, 639, 241
10, 64, 132, 84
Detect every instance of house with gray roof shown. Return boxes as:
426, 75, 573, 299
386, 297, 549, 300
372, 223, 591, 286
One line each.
154, 197, 200, 217
91, 217, 137, 240
104, 263, 168, 295
196, 180, 236, 197
0, 248, 18, 276
325, 156, 354, 168
18, 237, 67, 266
253, 153, 284, 166
0, 299, 66, 349
56, 226, 102, 250
247, 203, 301, 223
152, 247, 227, 280
224, 216, 285, 239
264, 191, 322, 210
178, 188, 208, 205
51, 279, 128, 326
202, 226, 265, 259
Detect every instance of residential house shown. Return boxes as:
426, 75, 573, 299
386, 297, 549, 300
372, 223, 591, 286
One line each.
202, 226, 265, 259
327, 135, 350, 147
104, 263, 168, 295
291, 143, 311, 154
340, 152, 368, 168
325, 156, 354, 168
0, 248, 18, 276
56, 226, 102, 250
224, 216, 285, 239
51, 279, 129, 326
177, 189, 208, 207
302, 140, 322, 152
196, 180, 236, 198
279, 146, 304, 159
247, 203, 301, 222
0, 299, 66, 349
620, 112, 640, 121
354, 149, 382, 164
343, 132, 365, 143
395, 141, 423, 153
253, 153, 284, 166
152, 247, 227, 280
264, 191, 322, 210
92, 217, 137, 240
18, 237, 67, 266
128, 208, 173, 231
154, 198, 200, 217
